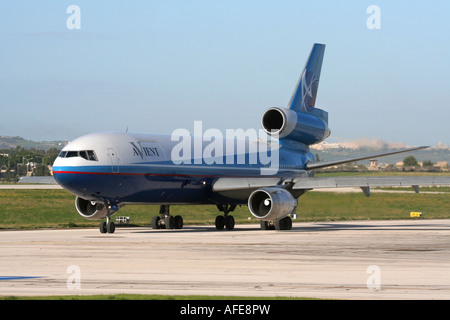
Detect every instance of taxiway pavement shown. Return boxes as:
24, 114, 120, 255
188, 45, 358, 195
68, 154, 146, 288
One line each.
0, 220, 449, 299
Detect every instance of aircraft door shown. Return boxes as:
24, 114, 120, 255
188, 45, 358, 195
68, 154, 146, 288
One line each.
107, 148, 120, 173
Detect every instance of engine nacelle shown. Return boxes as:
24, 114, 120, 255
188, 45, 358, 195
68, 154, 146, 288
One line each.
261, 107, 330, 145
75, 197, 109, 220
248, 187, 297, 221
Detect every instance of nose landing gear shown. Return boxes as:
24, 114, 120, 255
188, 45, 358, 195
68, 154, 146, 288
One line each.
99, 203, 117, 234
99, 219, 115, 234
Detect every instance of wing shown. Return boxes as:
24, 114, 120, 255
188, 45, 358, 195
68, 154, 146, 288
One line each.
211, 146, 448, 200
212, 175, 450, 199
305, 146, 429, 170
292, 176, 450, 196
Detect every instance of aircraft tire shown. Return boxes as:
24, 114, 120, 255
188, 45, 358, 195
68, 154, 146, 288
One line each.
215, 215, 225, 230
99, 221, 107, 233
260, 221, 275, 230
274, 216, 292, 230
174, 215, 183, 229
165, 216, 175, 229
107, 222, 115, 233
151, 216, 160, 229
225, 215, 235, 230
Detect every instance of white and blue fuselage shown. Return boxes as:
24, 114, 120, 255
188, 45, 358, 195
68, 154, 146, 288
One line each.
53, 131, 315, 207
49, 43, 449, 233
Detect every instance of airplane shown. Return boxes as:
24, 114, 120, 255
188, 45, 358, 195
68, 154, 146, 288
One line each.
52, 43, 450, 233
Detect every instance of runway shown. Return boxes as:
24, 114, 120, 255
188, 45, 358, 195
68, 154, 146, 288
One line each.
0, 220, 449, 300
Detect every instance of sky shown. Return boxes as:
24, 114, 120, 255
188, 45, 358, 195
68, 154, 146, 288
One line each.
1, 1, 449, 147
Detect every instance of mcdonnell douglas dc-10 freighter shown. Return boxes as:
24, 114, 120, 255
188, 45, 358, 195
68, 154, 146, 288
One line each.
53, 44, 450, 233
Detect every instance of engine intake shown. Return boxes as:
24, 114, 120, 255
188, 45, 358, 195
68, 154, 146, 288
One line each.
248, 187, 297, 221
75, 197, 109, 220
261, 107, 330, 145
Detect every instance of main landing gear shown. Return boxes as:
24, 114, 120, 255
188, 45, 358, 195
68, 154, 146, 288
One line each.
150, 204, 237, 231
215, 204, 236, 231
151, 205, 184, 230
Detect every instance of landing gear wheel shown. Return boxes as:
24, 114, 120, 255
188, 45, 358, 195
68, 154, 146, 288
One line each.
165, 215, 175, 229
225, 215, 235, 230
99, 221, 107, 233
274, 216, 292, 230
174, 215, 183, 229
100, 221, 115, 233
215, 215, 225, 230
153, 205, 183, 230
215, 215, 235, 230
98, 202, 118, 234
260, 220, 275, 230
151, 216, 161, 229
215, 204, 237, 230
107, 221, 115, 233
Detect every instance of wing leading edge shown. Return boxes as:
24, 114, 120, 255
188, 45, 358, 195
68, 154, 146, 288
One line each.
305, 146, 429, 170
212, 175, 450, 199
292, 176, 450, 197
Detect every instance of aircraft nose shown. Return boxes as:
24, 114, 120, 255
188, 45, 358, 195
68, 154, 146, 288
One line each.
52, 155, 63, 168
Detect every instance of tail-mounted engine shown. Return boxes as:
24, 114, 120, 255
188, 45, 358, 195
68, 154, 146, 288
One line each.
261, 107, 330, 145
248, 187, 297, 221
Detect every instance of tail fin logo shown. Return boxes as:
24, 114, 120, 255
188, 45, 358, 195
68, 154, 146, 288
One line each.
300, 70, 318, 112
288, 43, 325, 112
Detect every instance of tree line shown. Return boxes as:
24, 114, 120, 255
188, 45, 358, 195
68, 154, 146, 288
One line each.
0, 146, 60, 181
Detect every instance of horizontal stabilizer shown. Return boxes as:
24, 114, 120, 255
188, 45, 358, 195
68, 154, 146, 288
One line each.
305, 146, 429, 170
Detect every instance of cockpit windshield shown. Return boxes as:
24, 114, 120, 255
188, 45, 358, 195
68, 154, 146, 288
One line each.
58, 150, 98, 161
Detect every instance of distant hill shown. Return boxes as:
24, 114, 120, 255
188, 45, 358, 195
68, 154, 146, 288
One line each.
0, 136, 68, 151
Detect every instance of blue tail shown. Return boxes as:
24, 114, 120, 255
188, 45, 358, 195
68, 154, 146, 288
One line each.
261, 43, 330, 146
287, 43, 325, 113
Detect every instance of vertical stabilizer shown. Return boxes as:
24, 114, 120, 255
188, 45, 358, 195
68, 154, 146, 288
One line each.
287, 43, 325, 113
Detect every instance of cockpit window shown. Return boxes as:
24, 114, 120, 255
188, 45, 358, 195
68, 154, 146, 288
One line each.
66, 151, 79, 158
87, 150, 97, 161
79, 151, 88, 160
59, 150, 98, 161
